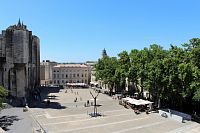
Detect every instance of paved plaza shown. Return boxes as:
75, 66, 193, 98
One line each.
1, 87, 199, 133
28, 87, 200, 133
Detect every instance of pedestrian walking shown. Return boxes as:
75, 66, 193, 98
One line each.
87, 100, 89, 106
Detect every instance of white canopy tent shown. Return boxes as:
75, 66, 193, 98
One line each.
127, 98, 139, 105
124, 97, 153, 106
67, 83, 87, 86
122, 97, 132, 102
90, 82, 99, 85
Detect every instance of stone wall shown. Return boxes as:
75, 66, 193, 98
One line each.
13, 30, 29, 63
0, 21, 40, 99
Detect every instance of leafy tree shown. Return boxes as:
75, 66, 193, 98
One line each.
191, 66, 200, 101
182, 38, 200, 108
95, 57, 118, 95
129, 49, 140, 92
95, 38, 200, 113
193, 89, 200, 100
0, 86, 8, 107
117, 51, 130, 91
145, 44, 166, 107
137, 48, 150, 98
95, 59, 104, 81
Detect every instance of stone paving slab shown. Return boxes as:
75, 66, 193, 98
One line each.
30, 88, 200, 133
2, 87, 199, 133
0, 107, 39, 133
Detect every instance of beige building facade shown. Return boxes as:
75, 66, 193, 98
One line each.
52, 64, 91, 85
40, 60, 57, 86
86, 61, 98, 86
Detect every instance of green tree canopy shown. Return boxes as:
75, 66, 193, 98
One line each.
95, 38, 200, 113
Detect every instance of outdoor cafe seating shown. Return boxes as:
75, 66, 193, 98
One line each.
121, 97, 153, 113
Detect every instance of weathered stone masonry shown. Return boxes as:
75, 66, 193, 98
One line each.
0, 20, 40, 98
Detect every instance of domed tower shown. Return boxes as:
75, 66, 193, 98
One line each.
102, 48, 108, 58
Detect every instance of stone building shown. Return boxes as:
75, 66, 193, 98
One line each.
0, 20, 40, 98
40, 60, 57, 86
86, 61, 98, 86
52, 64, 91, 86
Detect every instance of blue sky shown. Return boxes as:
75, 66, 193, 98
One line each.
0, 0, 200, 62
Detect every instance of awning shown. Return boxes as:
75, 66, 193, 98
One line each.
122, 97, 132, 102
90, 82, 98, 85
127, 98, 153, 105
67, 83, 87, 86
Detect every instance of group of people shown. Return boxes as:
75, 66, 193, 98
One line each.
65, 88, 82, 103
84, 100, 91, 107
74, 96, 82, 102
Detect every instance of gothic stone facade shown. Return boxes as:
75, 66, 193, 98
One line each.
0, 20, 40, 98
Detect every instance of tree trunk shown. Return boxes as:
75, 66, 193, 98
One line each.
179, 97, 183, 112
158, 97, 161, 109
140, 78, 144, 98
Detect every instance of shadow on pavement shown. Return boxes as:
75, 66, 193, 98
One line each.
0, 115, 20, 131
31, 101, 67, 109
29, 86, 66, 110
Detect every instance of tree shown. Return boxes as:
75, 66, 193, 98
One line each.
182, 38, 200, 111
161, 46, 186, 110
145, 44, 166, 107
95, 56, 118, 95
117, 51, 130, 92
136, 48, 150, 98
193, 89, 200, 101
129, 49, 140, 92
103, 57, 118, 94
94, 38, 200, 114
0, 86, 8, 107
191, 66, 200, 101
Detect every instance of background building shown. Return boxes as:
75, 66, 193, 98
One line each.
102, 48, 108, 58
40, 60, 57, 86
0, 20, 40, 99
52, 64, 91, 86
86, 61, 98, 86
